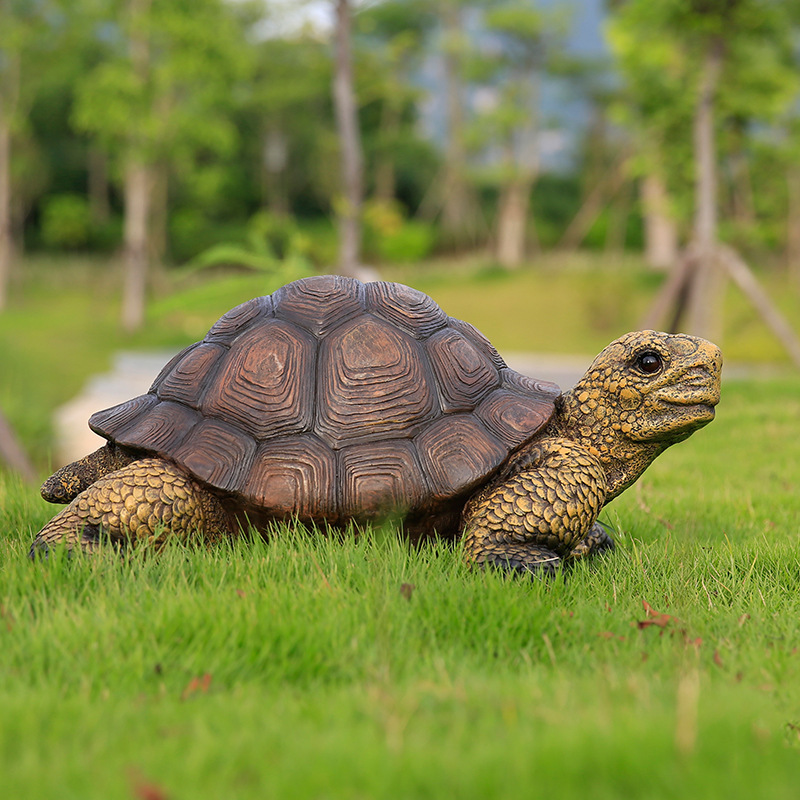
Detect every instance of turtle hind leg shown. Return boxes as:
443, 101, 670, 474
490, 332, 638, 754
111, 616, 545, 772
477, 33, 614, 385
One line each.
30, 457, 232, 557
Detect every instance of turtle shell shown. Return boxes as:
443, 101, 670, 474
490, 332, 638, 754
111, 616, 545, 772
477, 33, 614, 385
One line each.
89, 276, 560, 523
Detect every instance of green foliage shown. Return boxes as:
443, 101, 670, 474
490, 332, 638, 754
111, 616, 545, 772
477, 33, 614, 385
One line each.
187, 212, 313, 279
39, 193, 92, 249
72, 0, 249, 164
363, 200, 436, 263
607, 0, 799, 238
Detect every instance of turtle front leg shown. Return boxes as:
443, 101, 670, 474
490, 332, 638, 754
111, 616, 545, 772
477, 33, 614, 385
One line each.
462, 438, 607, 576
30, 458, 232, 557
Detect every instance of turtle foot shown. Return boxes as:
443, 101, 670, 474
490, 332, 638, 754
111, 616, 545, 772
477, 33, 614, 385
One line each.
29, 518, 118, 558
472, 542, 562, 578
567, 520, 616, 561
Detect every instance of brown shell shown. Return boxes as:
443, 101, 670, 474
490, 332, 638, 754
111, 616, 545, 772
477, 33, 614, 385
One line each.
89, 276, 560, 523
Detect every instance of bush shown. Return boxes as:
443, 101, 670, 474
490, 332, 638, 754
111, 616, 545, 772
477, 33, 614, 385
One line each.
40, 194, 92, 250
363, 200, 435, 263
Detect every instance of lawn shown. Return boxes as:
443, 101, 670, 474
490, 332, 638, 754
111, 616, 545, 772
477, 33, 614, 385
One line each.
1, 255, 800, 798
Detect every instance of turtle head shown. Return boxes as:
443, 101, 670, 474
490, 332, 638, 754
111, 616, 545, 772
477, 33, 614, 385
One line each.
578, 330, 722, 443
559, 330, 722, 498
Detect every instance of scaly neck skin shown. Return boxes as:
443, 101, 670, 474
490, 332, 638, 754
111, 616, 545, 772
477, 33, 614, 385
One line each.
545, 386, 668, 502
525, 330, 721, 504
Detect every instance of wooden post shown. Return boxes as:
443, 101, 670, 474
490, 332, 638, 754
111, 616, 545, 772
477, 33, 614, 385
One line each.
720, 246, 800, 370
641, 173, 678, 270
639, 246, 697, 332
685, 38, 725, 340
556, 152, 630, 251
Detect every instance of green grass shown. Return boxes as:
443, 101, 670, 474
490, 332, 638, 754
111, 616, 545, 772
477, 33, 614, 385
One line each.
2, 254, 800, 797
2, 373, 800, 798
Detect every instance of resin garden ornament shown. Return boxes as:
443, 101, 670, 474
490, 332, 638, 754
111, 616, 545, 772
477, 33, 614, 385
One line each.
32, 276, 722, 574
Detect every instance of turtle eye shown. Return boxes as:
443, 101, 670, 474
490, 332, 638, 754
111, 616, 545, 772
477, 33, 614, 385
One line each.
635, 350, 663, 375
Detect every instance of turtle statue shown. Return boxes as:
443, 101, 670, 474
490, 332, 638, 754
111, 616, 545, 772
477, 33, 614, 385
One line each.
31, 275, 722, 574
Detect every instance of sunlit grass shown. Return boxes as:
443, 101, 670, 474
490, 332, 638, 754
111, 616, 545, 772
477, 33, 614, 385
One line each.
2, 371, 800, 798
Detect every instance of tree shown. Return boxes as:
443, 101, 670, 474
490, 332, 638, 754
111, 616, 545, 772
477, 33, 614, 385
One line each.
73, 0, 251, 331
354, 0, 435, 206
470, 1, 571, 268
249, 34, 331, 218
332, 0, 363, 274
0, 0, 63, 310
413, 0, 485, 247
610, 0, 798, 346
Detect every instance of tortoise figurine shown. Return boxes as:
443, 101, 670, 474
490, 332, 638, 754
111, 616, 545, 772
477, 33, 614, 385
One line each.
31, 275, 722, 574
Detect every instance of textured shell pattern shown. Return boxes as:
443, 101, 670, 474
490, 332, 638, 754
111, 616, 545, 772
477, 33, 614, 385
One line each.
89, 276, 560, 521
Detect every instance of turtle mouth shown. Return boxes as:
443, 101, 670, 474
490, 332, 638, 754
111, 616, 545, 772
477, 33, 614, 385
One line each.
658, 399, 718, 427
657, 373, 721, 410
687, 402, 716, 422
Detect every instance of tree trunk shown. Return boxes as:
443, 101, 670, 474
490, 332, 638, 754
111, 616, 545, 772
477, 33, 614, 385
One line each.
786, 166, 800, 290
605, 177, 633, 254
495, 179, 531, 268
728, 151, 755, 227
120, 0, 152, 332
685, 38, 725, 339
121, 158, 150, 332
557, 152, 629, 250
439, 0, 476, 245
332, 0, 363, 275
88, 145, 110, 226
0, 115, 12, 312
641, 172, 677, 270
262, 125, 289, 217
374, 99, 401, 204
148, 163, 168, 264
721, 245, 800, 369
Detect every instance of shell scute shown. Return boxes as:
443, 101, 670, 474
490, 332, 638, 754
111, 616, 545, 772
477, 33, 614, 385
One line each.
475, 388, 555, 448
170, 418, 257, 493
204, 296, 273, 345
448, 318, 507, 369
315, 316, 437, 448
97, 400, 200, 455
415, 415, 508, 500
365, 281, 448, 338
501, 368, 561, 399
202, 318, 316, 440
273, 275, 365, 337
243, 435, 337, 519
426, 328, 500, 412
156, 343, 226, 407
90, 394, 159, 438
339, 439, 428, 519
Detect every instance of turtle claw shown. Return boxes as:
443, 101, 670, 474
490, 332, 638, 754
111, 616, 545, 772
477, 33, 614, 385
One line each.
477, 547, 563, 579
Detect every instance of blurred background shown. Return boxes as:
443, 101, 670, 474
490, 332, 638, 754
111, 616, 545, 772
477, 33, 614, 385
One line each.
1, 0, 799, 476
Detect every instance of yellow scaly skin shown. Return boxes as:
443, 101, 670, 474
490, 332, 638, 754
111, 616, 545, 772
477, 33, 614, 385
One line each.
462, 331, 722, 574
30, 458, 231, 555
